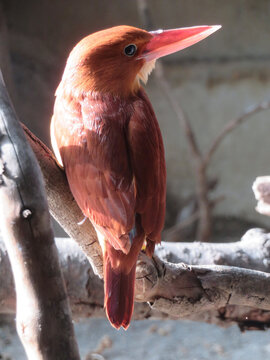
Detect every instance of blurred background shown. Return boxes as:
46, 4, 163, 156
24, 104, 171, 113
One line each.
1, 0, 270, 359
2, 0, 270, 240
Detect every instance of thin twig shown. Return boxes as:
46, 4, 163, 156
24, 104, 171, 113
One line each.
137, 0, 153, 30
163, 211, 200, 237
163, 195, 224, 241
154, 61, 212, 241
154, 62, 203, 163
204, 100, 270, 167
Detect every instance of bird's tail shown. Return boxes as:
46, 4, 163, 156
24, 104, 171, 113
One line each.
104, 227, 144, 330
104, 254, 137, 330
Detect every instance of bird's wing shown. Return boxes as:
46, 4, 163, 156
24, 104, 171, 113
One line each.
52, 94, 136, 253
52, 89, 166, 254
127, 89, 166, 249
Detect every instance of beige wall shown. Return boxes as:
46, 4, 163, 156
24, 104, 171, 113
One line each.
3, 0, 270, 226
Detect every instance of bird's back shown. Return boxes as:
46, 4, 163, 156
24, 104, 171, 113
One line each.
52, 86, 166, 328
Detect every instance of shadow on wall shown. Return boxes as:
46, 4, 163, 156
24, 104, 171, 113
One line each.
2, 0, 270, 237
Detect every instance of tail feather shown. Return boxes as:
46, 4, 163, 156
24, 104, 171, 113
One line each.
104, 256, 136, 330
103, 216, 145, 329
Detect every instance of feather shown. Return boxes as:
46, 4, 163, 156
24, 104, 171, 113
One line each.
104, 219, 144, 329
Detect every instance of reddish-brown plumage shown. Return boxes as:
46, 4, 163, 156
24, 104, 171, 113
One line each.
51, 24, 220, 329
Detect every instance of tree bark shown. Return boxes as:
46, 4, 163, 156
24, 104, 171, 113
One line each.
1, 229, 270, 331
22, 124, 103, 277
0, 71, 80, 359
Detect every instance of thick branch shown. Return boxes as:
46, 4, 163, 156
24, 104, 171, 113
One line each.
158, 228, 270, 272
2, 229, 270, 330
0, 72, 80, 358
22, 124, 103, 277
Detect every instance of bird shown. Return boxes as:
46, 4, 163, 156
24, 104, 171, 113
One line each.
51, 24, 221, 330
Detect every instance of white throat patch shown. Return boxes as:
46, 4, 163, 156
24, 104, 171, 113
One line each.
134, 59, 156, 88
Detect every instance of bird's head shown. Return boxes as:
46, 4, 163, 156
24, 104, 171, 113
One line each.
59, 24, 221, 98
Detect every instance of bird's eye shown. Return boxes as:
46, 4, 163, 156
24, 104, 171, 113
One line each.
124, 44, 137, 57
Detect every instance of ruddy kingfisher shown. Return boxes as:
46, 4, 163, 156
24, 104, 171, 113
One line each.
51, 24, 221, 329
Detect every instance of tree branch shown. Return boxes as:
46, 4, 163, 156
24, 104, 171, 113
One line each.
1, 229, 270, 330
154, 62, 203, 163
204, 100, 270, 167
21, 124, 103, 277
0, 71, 80, 358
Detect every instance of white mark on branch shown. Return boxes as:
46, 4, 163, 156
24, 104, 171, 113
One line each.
0, 159, 4, 174
180, 263, 192, 271
77, 216, 87, 225
0, 159, 4, 184
21, 208, 32, 219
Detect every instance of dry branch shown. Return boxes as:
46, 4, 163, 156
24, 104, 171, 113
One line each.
1, 229, 270, 330
22, 124, 103, 277
158, 228, 270, 272
204, 100, 270, 167
154, 58, 212, 243
0, 71, 80, 359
